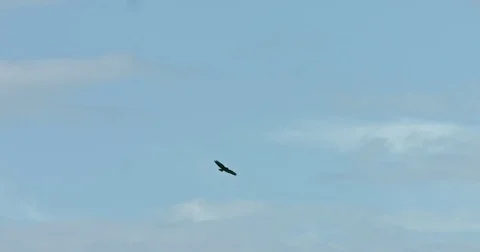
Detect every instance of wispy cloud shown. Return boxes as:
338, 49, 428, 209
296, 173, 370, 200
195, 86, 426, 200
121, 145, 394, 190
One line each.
379, 211, 480, 233
0, 53, 139, 92
0, 53, 142, 118
168, 198, 266, 223
0, 0, 60, 9
271, 118, 478, 155
270, 118, 480, 182
323, 83, 480, 121
0, 177, 50, 222
0, 199, 478, 251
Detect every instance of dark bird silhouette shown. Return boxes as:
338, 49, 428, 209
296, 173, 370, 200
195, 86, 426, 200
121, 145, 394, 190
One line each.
214, 160, 237, 176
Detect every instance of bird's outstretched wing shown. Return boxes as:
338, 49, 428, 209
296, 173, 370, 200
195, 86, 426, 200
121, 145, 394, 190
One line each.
225, 169, 237, 176
214, 160, 227, 169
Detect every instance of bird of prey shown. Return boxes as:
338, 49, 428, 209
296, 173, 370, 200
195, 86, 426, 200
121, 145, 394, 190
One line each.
214, 160, 237, 176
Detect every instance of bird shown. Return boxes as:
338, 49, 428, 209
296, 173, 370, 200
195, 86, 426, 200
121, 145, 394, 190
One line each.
214, 160, 237, 176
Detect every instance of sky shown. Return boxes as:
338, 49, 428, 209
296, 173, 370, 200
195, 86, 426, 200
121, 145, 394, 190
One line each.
0, 0, 480, 251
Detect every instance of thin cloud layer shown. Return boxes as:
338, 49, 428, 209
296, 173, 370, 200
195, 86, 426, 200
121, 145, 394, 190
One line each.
379, 211, 480, 233
0, 176, 50, 222
0, 199, 478, 252
0, 54, 139, 91
270, 118, 480, 182
169, 198, 266, 223
0, 53, 141, 117
0, 0, 59, 8
272, 118, 477, 155
325, 84, 480, 121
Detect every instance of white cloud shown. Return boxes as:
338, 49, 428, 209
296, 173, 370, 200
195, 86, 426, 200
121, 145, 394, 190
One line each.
0, 178, 50, 222
0, 53, 139, 92
0, 0, 59, 8
168, 198, 266, 223
0, 199, 478, 252
271, 118, 477, 155
270, 118, 480, 182
0, 53, 141, 117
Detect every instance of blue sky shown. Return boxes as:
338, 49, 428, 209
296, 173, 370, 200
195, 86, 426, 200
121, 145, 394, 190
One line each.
1, 0, 480, 251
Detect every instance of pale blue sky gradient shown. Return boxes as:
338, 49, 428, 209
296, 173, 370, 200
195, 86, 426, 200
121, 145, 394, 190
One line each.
1, 0, 480, 250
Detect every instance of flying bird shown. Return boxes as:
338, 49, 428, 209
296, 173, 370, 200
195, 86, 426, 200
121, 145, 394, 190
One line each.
214, 160, 237, 176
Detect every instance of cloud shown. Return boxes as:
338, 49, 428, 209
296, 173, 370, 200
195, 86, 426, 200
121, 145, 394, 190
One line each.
270, 118, 480, 182
0, 52, 218, 121
0, 177, 50, 222
271, 118, 478, 154
0, 0, 59, 8
168, 198, 266, 223
0, 53, 139, 92
379, 211, 480, 233
0, 53, 141, 117
0, 199, 478, 252
324, 83, 480, 121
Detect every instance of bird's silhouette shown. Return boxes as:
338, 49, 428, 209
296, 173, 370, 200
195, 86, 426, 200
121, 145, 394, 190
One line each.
214, 160, 237, 176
